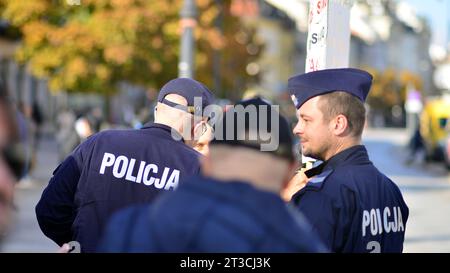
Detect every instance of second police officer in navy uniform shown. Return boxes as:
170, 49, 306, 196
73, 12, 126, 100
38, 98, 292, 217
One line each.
287, 68, 409, 253
35, 78, 214, 252
97, 98, 327, 253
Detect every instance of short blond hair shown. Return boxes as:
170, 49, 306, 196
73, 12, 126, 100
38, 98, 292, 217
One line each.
318, 91, 366, 137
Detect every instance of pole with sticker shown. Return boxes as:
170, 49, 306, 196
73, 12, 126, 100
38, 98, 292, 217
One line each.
302, 0, 354, 169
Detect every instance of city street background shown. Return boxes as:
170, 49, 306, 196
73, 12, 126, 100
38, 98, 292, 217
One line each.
1, 127, 450, 253
0, 0, 449, 253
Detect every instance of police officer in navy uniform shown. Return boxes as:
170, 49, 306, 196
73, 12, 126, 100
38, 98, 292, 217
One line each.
97, 98, 327, 253
287, 68, 409, 253
36, 78, 214, 252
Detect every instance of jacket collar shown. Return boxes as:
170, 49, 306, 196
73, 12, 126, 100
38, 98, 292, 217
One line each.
296, 145, 371, 194
324, 145, 371, 170
305, 145, 370, 178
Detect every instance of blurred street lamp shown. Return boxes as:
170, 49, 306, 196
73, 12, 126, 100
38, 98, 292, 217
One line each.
179, 0, 197, 78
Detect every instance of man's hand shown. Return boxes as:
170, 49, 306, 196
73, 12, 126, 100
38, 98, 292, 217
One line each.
58, 241, 81, 253
57, 243, 71, 253
281, 170, 310, 202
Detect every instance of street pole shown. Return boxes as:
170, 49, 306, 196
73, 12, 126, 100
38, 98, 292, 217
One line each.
302, 0, 354, 167
305, 0, 354, 73
213, 0, 223, 95
179, 0, 197, 78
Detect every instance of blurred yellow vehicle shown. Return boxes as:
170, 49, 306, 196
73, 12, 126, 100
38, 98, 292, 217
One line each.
420, 95, 450, 163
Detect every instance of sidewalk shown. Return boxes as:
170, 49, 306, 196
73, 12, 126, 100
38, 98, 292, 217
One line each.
1, 135, 61, 252
2, 127, 449, 252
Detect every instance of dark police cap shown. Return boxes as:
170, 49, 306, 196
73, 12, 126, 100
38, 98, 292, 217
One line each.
211, 97, 295, 161
158, 78, 215, 116
288, 68, 373, 109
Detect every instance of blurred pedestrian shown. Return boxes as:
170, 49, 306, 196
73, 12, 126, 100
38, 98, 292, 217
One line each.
90, 106, 104, 133
405, 120, 424, 165
16, 102, 36, 184
36, 78, 214, 252
287, 68, 409, 252
31, 101, 43, 150
55, 107, 78, 161
98, 98, 327, 253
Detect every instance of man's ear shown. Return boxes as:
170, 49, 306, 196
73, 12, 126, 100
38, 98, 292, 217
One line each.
192, 120, 206, 141
332, 114, 349, 136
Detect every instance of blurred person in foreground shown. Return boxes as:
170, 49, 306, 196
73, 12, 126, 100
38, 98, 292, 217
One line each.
36, 78, 214, 252
0, 90, 25, 247
98, 97, 327, 253
0, 155, 15, 246
0, 92, 16, 245
286, 68, 409, 253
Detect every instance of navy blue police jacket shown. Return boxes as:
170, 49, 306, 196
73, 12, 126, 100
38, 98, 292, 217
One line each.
97, 175, 328, 253
291, 145, 409, 253
35, 123, 201, 252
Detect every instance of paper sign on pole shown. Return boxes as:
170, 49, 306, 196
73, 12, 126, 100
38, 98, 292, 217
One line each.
305, 0, 354, 73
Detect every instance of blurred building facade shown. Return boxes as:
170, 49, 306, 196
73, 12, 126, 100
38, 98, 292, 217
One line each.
350, 0, 435, 93
234, 0, 437, 127
0, 21, 56, 131
0, 0, 442, 131
350, 0, 435, 127
0, 20, 151, 135
231, 0, 308, 99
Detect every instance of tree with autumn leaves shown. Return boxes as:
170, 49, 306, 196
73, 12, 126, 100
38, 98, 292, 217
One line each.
0, 0, 261, 98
